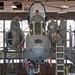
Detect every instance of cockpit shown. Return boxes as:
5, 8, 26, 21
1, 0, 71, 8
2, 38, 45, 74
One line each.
28, 2, 46, 35
29, 2, 46, 18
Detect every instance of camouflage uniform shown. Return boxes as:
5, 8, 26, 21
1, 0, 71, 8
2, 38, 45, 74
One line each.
50, 33, 63, 52
59, 20, 67, 46
30, 15, 45, 25
10, 18, 20, 47
30, 15, 45, 34
48, 21, 58, 42
52, 34, 63, 46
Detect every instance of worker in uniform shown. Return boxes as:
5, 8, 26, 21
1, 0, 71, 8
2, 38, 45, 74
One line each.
52, 31, 63, 46
51, 31, 63, 52
10, 15, 21, 47
30, 10, 45, 34
47, 16, 58, 47
59, 16, 67, 46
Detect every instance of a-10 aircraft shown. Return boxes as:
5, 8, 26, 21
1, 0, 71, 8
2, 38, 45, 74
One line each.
6, 1, 50, 62
6, 1, 75, 75
6, 1, 51, 75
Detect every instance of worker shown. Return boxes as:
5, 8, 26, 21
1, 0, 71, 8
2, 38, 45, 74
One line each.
30, 10, 45, 34
51, 30, 63, 52
10, 15, 21, 47
59, 16, 67, 46
52, 31, 63, 45
30, 9, 45, 26
47, 16, 58, 47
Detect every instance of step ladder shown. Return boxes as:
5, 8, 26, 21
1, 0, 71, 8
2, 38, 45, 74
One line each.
56, 45, 65, 75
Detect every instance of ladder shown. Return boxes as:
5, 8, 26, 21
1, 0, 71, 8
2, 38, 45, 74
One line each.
56, 45, 65, 75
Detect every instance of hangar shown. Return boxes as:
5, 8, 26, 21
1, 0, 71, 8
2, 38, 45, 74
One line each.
0, 0, 75, 75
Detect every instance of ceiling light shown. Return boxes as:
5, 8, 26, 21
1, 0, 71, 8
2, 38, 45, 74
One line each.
11, 5, 17, 8
57, 11, 67, 14
61, 5, 69, 9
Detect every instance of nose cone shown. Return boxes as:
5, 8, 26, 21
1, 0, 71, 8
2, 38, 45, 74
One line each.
33, 46, 44, 55
33, 46, 50, 62
23, 46, 50, 64
33, 46, 44, 63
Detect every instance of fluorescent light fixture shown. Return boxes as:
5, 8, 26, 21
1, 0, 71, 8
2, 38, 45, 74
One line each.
61, 5, 69, 9
57, 11, 67, 14
11, 5, 17, 8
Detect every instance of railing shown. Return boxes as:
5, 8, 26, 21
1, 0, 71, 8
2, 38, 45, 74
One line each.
66, 25, 74, 47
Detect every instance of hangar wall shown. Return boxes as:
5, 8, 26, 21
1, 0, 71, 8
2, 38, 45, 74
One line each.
0, 12, 75, 20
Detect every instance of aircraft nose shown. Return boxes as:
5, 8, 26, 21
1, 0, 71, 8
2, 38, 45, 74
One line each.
33, 46, 44, 54
33, 46, 44, 63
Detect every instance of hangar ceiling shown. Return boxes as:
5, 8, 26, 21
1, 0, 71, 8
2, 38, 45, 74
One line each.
0, 0, 75, 2
0, 0, 75, 12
